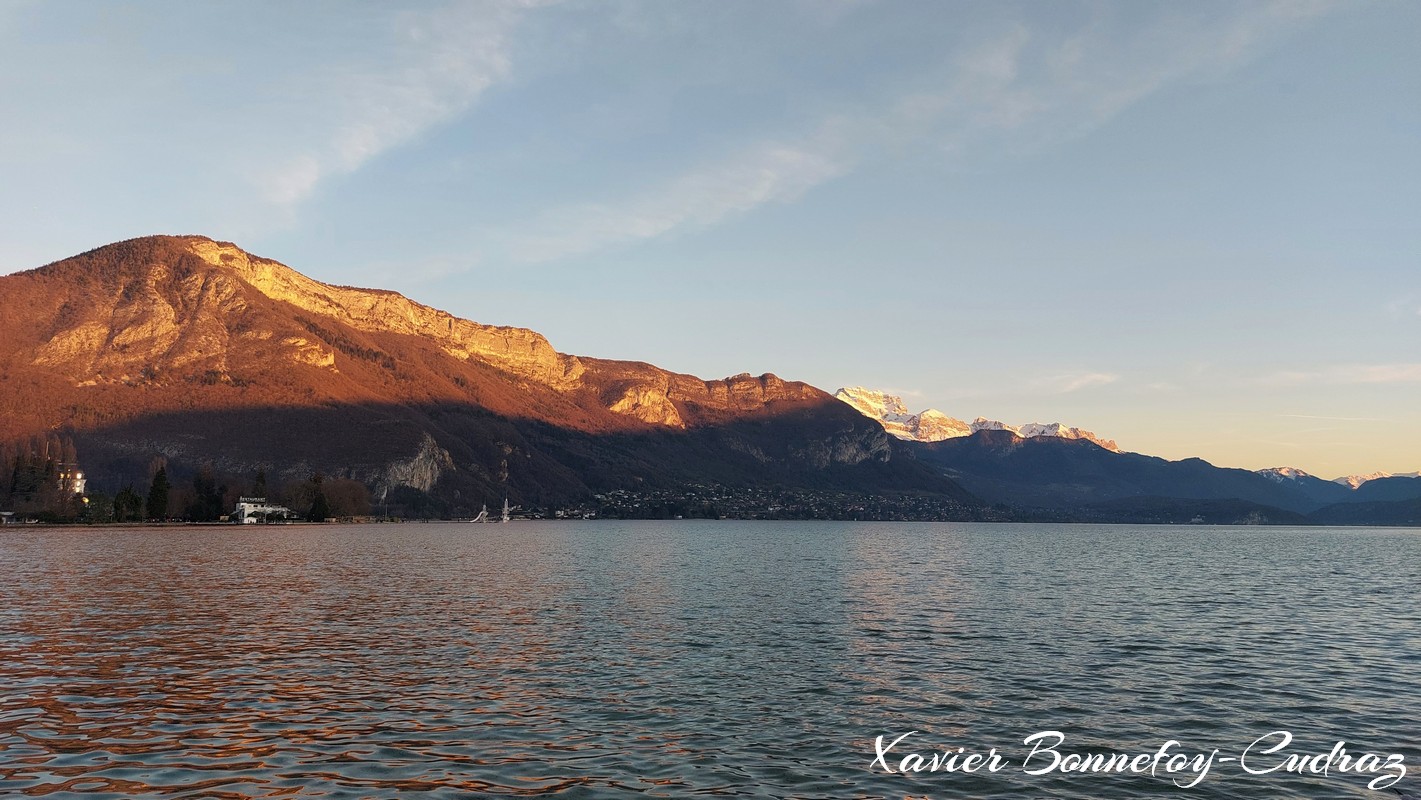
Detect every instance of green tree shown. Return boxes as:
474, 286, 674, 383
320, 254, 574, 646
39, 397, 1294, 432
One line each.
186, 465, 224, 521
146, 466, 170, 520
322, 478, 371, 517
83, 492, 115, 524
308, 473, 329, 522
114, 486, 144, 522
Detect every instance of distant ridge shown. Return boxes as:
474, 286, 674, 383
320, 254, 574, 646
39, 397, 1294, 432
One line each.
1333, 471, 1421, 489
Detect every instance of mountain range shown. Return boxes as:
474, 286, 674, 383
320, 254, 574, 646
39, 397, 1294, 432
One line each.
910, 431, 1419, 522
0, 236, 975, 519
1, 235, 1416, 525
831, 387, 1419, 521
834, 386, 1119, 450
1330, 471, 1421, 490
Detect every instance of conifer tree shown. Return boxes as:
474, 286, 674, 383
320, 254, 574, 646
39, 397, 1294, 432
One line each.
308, 473, 329, 522
114, 486, 144, 522
146, 466, 170, 520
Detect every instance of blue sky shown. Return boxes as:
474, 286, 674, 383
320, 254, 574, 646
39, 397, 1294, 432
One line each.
1, 0, 1417, 477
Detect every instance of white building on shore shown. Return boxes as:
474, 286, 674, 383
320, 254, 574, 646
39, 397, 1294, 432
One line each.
234, 497, 296, 524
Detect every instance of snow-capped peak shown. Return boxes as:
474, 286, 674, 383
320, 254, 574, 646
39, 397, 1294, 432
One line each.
1016, 422, 1119, 452
970, 417, 1019, 434
1257, 466, 1315, 484
912, 408, 974, 441
1333, 471, 1421, 489
835, 388, 1119, 451
834, 387, 970, 443
835, 386, 912, 421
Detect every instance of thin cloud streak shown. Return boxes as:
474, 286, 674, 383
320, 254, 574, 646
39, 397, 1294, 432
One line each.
258, 1, 531, 209
1034, 372, 1120, 394
1142, 382, 1178, 392
495, 1, 1339, 264
1264, 364, 1421, 387
1383, 294, 1416, 317
878, 387, 926, 399
1278, 414, 1392, 423
504, 132, 851, 263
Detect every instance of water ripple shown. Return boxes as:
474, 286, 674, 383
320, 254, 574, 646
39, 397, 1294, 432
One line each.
1, 522, 1418, 798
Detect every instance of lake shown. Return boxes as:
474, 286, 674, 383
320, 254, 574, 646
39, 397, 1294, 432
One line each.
1, 522, 1417, 798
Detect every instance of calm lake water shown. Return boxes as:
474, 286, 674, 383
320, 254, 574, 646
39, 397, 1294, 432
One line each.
1, 522, 1418, 799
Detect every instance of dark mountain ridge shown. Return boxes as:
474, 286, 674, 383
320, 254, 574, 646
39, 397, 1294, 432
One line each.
1350, 475, 1421, 504
909, 430, 1421, 519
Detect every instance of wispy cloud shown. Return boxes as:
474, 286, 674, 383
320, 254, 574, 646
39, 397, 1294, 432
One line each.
344, 252, 484, 288
1278, 413, 1392, 423
898, 1, 1341, 158
1142, 381, 1179, 393
0, 1, 29, 33
1285, 426, 1344, 436
503, 131, 851, 262
496, 2, 1338, 264
258, 1, 531, 209
1384, 294, 1419, 318
1034, 372, 1120, 394
1264, 364, 1421, 386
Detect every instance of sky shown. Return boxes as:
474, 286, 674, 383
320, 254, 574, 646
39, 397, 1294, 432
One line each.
1, 0, 1417, 478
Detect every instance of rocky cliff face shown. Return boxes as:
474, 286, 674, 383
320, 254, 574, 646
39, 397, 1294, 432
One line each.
184, 239, 586, 389
792, 425, 893, 469
29, 252, 256, 383
377, 433, 457, 499
20, 236, 583, 390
